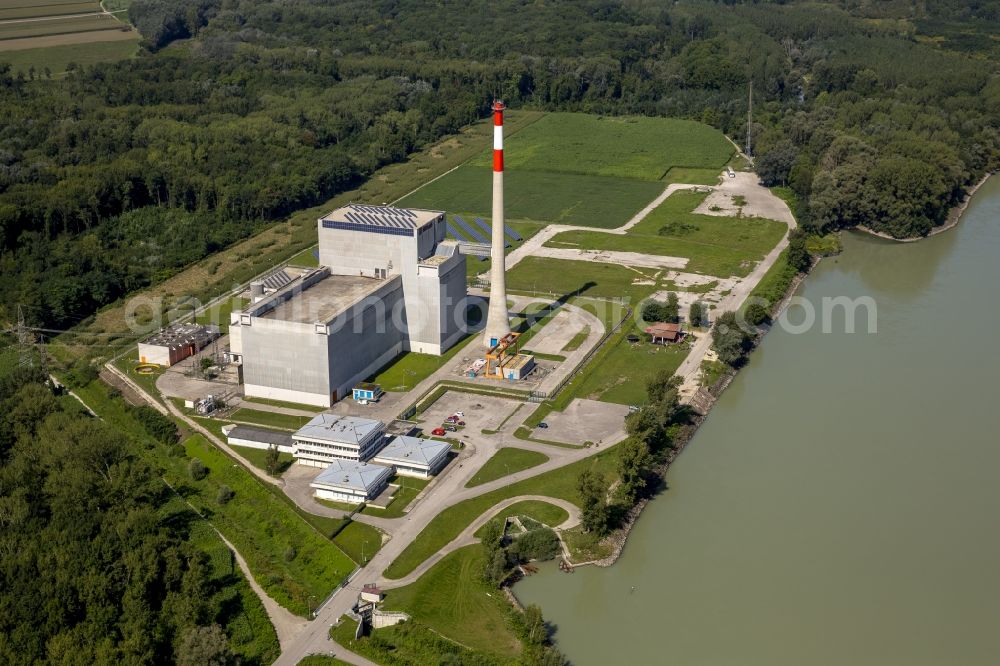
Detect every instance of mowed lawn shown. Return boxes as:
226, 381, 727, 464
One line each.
468, 113, 734, 181
398, 164, 663, 229
568, 322, 689, 405
471, 500, 570, 536
506, 256, 659, 302
465, 447, 549, 488
545, 190, 787, 278
381, 546, 523, 656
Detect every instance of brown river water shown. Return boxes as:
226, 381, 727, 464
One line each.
514, 177, 1000, 665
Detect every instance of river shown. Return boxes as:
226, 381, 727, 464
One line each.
515, 177, 1000, 666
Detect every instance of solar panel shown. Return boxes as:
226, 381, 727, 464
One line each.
474, 217, 510, 248
446, 222, 469, 241
453, 216, 487, 243
503, 224, 523, 242
473, 217, 491, 235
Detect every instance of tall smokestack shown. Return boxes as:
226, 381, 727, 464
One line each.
483, 100, 511, 347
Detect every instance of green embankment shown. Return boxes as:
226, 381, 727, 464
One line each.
466, 447, 550, 488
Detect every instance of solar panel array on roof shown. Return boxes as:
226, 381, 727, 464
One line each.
473, 217, 510, 248
260, 269, 294, 291
335, 204, 421, 229
453, 216, 487, 243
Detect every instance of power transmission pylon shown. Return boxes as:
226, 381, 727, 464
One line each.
16, 305, 34, 369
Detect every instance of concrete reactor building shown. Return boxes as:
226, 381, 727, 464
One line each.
229, 204, 467, 407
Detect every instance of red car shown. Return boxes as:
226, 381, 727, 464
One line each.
431, 427, 446, 436
445, 415, 459, 423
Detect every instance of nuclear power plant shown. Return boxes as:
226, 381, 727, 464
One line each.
220, 99, 532, 407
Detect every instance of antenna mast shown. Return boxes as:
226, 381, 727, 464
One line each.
745, 80, 753, 158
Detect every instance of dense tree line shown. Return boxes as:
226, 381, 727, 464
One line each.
0, 369, 250, 664
1, 0, 998, 329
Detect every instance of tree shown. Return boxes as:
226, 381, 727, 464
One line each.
483, 547, 509, 588
646, 369, 681, 406
576, 469, 609, 535
689, 301, 706, 328
175, 624, 235, 666
189, 457, 207, 481
711, 311, 753, 367
756, 140, 798, 186
264, 444, 280, 476
744, 302, 770, 327
216, 485, 234, 504
787, 229, 811, 273
616, 438, 652, 504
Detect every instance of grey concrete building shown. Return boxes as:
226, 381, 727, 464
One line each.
309, 458, 393, 504
371, 435, 450, 478
291, 414, 386, 467
231, 204, 467, 406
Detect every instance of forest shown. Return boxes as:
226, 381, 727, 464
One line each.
0, 362, 276, 664
0, 0, 997, 329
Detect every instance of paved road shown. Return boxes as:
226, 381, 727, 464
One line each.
383, 494, 581, 589
674, 173, 797, 401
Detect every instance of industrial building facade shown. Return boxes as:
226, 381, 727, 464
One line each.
230, 204, 467, 407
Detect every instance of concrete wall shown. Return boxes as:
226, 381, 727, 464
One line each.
228, 436, 294, 454
372, 611, 410, 629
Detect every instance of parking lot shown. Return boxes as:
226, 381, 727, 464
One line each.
418, 391, 524, 434
533, 398, 629, 445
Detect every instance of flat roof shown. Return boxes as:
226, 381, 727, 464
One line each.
258, 273, 391, 324
503, 353, 535, 371
141, 323, 219, 349
322, 204, 443, 230
294, 413, 385, 445
373, 435, 450, 467
311, 458, 393, 493
227, 425, 294, 449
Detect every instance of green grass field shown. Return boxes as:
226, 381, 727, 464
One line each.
506, 256, 659, 302
231, 444, 294, 476
545, 190, 787, 278
384, 447, 619, 579
468, 113, 734, 181
0, 1, 97, 20
193, 295, 247, 334
362, 475, 428, 518
0, 14, 124, 40
369, 330, 478, 391
381, 546, 522, 656
567, 321, 689, 405
398, 164, 663, 229
240, 395, 323, 413
0, 37, 138, 76
465, 447, 549, 488
286, 245, 319, 267
471, 500, 570, 536
228, 408, 312, 431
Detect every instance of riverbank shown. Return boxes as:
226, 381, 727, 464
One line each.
557, 259, 814, 571
858, 172, 994, 243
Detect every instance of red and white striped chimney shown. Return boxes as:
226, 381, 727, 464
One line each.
484, 100, 511, 347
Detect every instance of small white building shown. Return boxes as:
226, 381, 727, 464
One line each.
292, 414, 386, 467
372, 435, 450, 478
224, 424, 295, 454
310, 459, 393, 504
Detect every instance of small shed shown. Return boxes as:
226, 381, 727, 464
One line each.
645, 322, 682, 345
360, 583, 384, 604
353, 382, 383, 402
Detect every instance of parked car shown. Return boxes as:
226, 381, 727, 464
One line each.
431, 427, 446, 436
445, 415, 459, 423
444, 425, 457, 432
454, 411, 465, 417
458, 420, 466, 426
538, 422, 549, 429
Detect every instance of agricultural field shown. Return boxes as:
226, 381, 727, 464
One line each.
468, 113, 735, 181
545, 190, 787, 278
398, 164, 663, 229
0, 0, 137, 75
